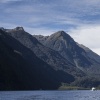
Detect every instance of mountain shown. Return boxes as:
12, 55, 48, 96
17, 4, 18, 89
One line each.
34, 31, 100, 77
6, 27, 85, 78
1, 27, 100, 89
78, 44, 100, 63
0, 29, 75, 90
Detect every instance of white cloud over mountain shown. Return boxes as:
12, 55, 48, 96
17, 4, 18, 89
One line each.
70, 25, 100, 55
1, 0, 100, 55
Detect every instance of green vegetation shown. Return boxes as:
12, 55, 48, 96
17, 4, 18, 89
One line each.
71, 77, 100, 89
59, 78, 100, 90
58, 86, 89, 90
58, 83, 90, 90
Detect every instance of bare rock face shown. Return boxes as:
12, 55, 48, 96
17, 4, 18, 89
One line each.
6, 27, 85, 78
14, 27, 24, 31
34, 31, 100, 76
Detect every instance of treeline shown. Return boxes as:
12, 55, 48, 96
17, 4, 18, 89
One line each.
59, 77, 100, 90
71, 77, 100, 88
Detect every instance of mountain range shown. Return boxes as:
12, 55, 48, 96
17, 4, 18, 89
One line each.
0, 27, 100, 90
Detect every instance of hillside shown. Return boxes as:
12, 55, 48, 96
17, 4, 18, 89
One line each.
0, 27, 100, 89
0, 29, 74, 90
34, 31, 100, 77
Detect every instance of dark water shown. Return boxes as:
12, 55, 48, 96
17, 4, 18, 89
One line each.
0, 90, 100, 100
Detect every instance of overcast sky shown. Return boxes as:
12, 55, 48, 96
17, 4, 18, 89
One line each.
1, 0, 100, 55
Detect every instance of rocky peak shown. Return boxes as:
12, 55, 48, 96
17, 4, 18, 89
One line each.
56, 31, 67, 36
50, 31, 67, 38
14, 27, 24, 31
5, 27, 25, 33
48, 31, 73, 41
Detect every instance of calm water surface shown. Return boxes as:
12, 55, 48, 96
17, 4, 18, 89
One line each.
0, 90, 100, 100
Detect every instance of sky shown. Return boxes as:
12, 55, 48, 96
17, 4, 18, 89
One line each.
1, 0, 100, 55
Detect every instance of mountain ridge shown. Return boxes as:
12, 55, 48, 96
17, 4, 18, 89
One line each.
0, 27, 100, 89
34, 30, 100, 76
6, 27, 86, 78
0, 29, 75, 90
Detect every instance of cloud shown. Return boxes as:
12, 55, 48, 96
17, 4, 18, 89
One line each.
69, 24, 100, 55
0, 22, 18, 28
0, 0, 21, 3
1, 0, 100, 27
1, 0, 100, 55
